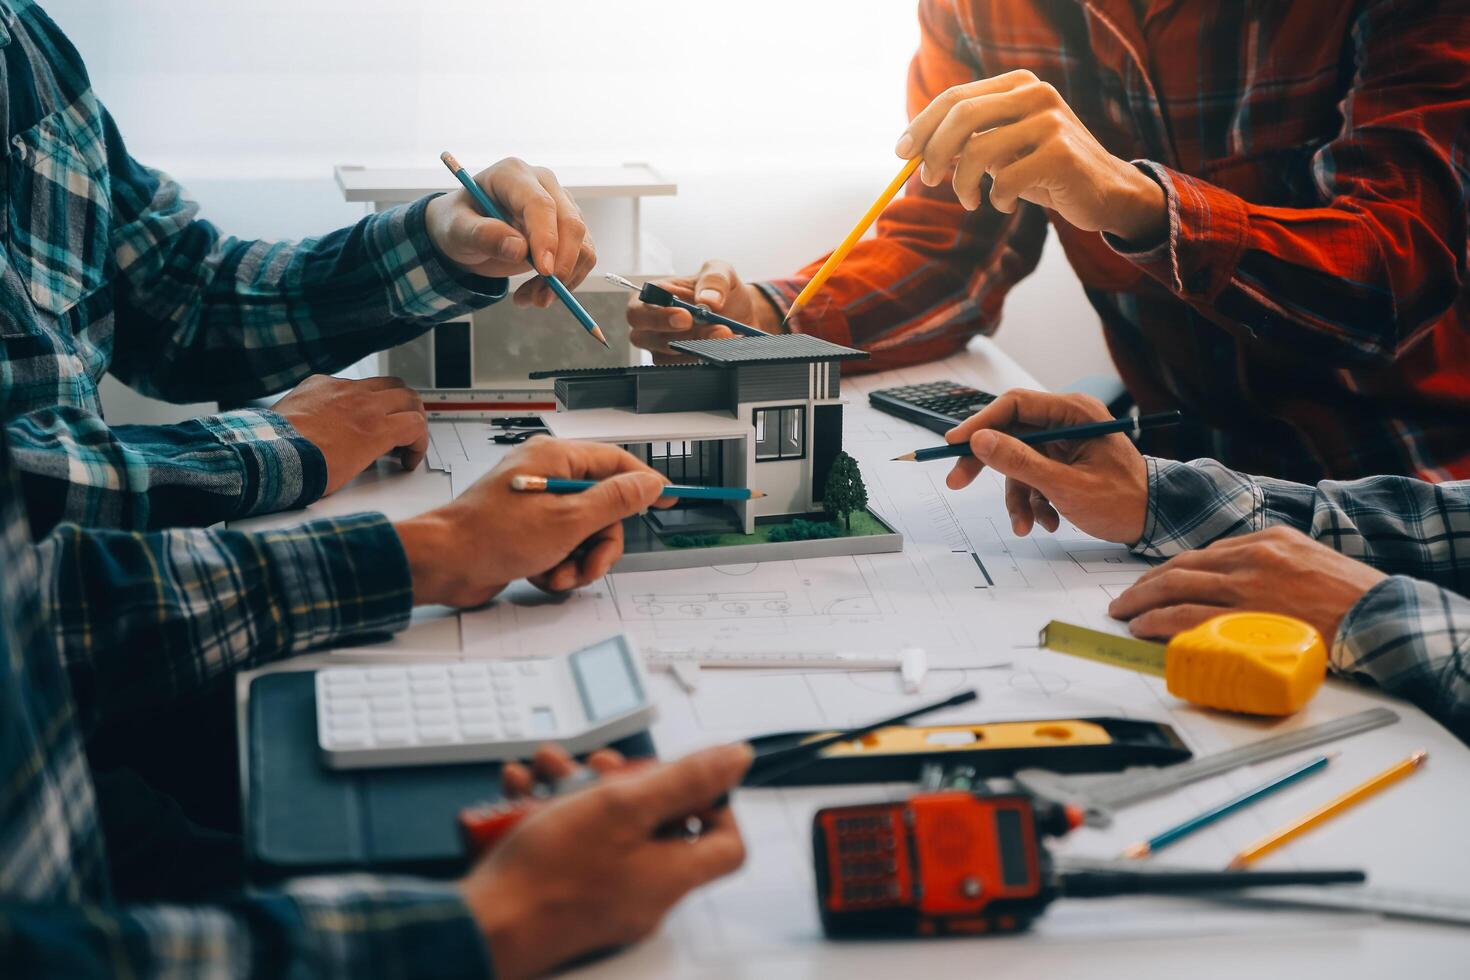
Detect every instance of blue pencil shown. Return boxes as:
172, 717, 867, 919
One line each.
1122, 753, 1336, 858
440, 152, 608, 348
894, 411, 1182, 462
510, 475, 765, 501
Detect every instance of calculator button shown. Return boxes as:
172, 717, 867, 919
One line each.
364, 682, 402, 697
455, 676, 489, 692
409, 666, 448, 680
455, 693, 492, 708
411, 681, 450, 695
414, 707, 452, 725
370, 695, 409, 711
330, 714, 367, 730
458, 710, 496, 725
328, 698, 366, 714
502, 723, 525, 737
450, 665, 486, 679
518, 662, 539, 676
325, 669, 366, 685
495, 690, 516, 705
414, 694, 452, 710
326, 730, 371, 748
328, 683, 366, 699
366, 667, 407, 681
461, 723, 500, 738
415, 726, 456, 744
372, 728, 412, 745
490, 664, 511, 676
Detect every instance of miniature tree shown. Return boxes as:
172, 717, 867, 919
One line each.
823, 451, 868, 533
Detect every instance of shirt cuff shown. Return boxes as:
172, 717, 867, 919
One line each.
274, 876, 493, 980
366, 196, 509, 321
1333, 575, 1470, 738
1103, 161, 1250, 303
755, 278, 858, 344
258, 512, 414, 652
197, 409, 327, 518
1132, 455, 1264, 557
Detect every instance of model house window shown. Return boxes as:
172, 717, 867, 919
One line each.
754, 407, 805, 461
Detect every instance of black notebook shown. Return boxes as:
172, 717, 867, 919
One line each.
244, 670, 656, 884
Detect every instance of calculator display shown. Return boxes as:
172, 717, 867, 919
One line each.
571, 640, 645, 721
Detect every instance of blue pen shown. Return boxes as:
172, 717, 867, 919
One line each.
440, 151, 609, 348
893, 410, 1184, 462
1122, 753, 1336, 858
510, 475, 765, 502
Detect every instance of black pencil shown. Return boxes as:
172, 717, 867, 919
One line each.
892, 411, 1182, 462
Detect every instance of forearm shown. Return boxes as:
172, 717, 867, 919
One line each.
1333, 577, 1470, 742
0, 877, 491, 980
7, 407, 326, 535
105, 107, 506, 402
1136, 457, 1470, 590
37, 512, 412, 723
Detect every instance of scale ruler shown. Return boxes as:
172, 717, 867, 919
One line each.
644, 649, 901, 671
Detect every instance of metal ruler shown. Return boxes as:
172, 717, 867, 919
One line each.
1016, 706, 1400, 823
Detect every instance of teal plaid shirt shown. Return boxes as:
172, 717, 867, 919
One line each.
0, 420, 494, 976
0, 0, 506, 536
1137, 457, 1470, 741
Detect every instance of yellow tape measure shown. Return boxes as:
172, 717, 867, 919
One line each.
1039, 613, 1327, 716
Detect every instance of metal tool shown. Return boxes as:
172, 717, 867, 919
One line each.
605, 273, 768, 337
1014, 706, 1399, 826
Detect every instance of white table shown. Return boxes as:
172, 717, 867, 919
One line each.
235, 337, 1470, 979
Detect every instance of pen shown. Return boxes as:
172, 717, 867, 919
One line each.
439, 151, 609, 348
510, 475, 765, 501
605, 273, 768, 337
1122, 753, 1335, 859
1227, 749, 1428, 869
892, 410, 1183, 462
785, 157, 921, 328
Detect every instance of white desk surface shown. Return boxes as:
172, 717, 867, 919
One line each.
234, 337, 1470, 979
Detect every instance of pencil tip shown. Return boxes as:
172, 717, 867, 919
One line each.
1225, 859, 1246, 871
891, 452, 916, 462
1121, 843, 1149, 859
748, 490, 767, 499
590, 325, 611, 348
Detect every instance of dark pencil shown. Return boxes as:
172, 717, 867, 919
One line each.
892, 411, 1183, 462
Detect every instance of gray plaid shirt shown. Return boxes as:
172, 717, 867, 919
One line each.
1137, 457, 1470, 740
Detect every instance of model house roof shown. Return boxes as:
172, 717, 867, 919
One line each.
667, 335, 868, 365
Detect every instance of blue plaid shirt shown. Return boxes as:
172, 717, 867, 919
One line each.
1138, 457, 1470, 740
0, 424, 494, 977
0, 0, 506, 536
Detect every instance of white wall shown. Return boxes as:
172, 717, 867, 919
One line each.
44, 0, 1106, 423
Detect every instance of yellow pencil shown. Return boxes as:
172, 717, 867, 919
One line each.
1227, 749, 1428, 869
784, 156, 922, 327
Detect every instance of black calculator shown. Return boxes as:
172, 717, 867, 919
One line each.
868, 381, 998, 435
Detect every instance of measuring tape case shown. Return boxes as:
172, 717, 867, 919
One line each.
742, 717, 1190, 787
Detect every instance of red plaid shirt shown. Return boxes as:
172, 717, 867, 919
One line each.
759, 0, 1470, 483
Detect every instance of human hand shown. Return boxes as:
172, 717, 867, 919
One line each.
500, 744, 645, 801
274, 375, 428, 494
393, 437, 670, 608
461, 743, 752, 980
425, 158, 596, 308
1108, 527, 1388, 642
897, 69, 1166, 244
624, 260, 780, 356
944, 389, 1148, 542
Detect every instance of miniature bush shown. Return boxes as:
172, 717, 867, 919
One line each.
822, 452, 869, 532
767, 518, 842, 542
667, 533, 720, 548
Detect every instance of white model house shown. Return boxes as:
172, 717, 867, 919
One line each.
532, 334, 903, 571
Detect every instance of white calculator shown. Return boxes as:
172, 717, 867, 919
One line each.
314, 634, 656, 770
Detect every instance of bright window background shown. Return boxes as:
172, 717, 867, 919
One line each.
44, 0, 1104, 423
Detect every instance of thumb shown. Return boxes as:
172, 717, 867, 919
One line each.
970, 430, 1072, 498
569, 472, 666, 526
694, 261, 737, 308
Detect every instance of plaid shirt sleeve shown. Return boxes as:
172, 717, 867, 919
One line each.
753, 0, 1050, 373
0, 877, 493, 979
1135, 456, 1470, 738
7, 406, 326, 536
35, 510, 413, 724
1107, 0, 1468, 365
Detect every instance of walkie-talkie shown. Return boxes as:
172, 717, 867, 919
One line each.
813, 781, 1365, 937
